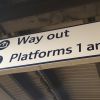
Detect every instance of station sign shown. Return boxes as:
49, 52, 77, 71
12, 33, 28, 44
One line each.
0, 22, 100, 70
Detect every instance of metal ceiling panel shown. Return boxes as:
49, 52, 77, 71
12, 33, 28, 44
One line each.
52, 64, 100, 100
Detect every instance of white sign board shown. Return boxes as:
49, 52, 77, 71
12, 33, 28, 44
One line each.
0, 22, 100, 70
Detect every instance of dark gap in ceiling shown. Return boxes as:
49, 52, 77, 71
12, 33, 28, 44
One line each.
96, 63, 100, 77
41, 69, 70, 100
12, 73, 46, 100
